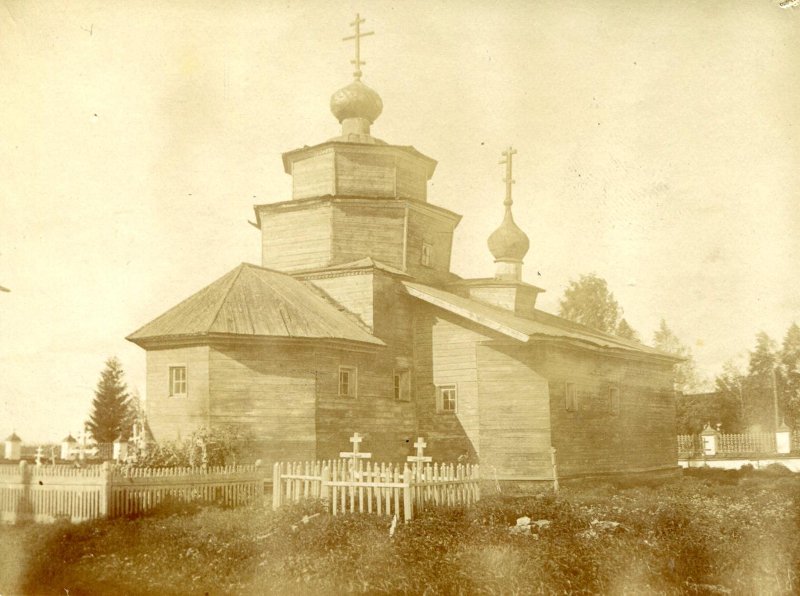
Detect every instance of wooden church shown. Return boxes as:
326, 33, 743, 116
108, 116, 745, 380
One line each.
128, 16, 680, 482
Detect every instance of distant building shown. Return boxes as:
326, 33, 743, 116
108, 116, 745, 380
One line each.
128, 18, 680, 481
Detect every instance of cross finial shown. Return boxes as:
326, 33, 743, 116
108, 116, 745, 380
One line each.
342, 13, 375, 81
499, 146, 517, 207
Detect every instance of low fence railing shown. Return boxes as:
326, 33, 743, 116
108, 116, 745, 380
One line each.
272, 459, 480, 522
678, 431, 800, 458
0, 461, 264, 523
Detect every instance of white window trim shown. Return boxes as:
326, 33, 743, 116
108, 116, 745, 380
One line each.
169, 365, 187, 398
436, 384, 457, 413
338, 366, 358, 399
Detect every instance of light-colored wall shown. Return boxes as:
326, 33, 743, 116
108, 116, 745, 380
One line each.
145, 346, 210, 442
261, 202, 333, 272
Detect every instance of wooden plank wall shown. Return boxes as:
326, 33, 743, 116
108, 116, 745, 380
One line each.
476, 343, 553, 479
405, 207, 456, 283
395, 154, 428, 201
335, 151, 395, 198
292, 150, 335, 199
536, 345, 678, 477
145, 346, 210, 442
331, 201, 405, 269
305, 272, 376, 330
261, 202, 333, 272
413, 307, 485, 462
208, 343, 318, 468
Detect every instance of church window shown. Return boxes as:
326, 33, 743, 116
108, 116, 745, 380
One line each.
169, 366, 187, 396
394, 369, 411, 401
421, 242, 433, 267
339, 366, 357, 398
437, 384, 457, 413
565, 382, 577, 412
609, 386, 620, 415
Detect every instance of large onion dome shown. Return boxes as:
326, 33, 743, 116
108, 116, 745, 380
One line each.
330, 79, 383, 124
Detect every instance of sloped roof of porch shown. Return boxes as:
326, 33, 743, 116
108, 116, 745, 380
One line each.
127, 263, 384, 347
403, 281, 680, 361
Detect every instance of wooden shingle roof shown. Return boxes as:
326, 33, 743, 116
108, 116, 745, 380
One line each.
127, 263, 384, 347
403, 281, 680, 362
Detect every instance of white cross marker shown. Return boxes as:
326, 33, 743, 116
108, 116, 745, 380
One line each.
35, 446, 43, 466
407, 437, 432, 464
340, 432, 372, 460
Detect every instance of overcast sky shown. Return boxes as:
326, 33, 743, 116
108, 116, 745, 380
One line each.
1, 1, 798, 442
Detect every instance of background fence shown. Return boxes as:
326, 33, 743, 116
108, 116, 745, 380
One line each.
0, 461, 264, 523
272, 459, 480, 521
678, 431, 800, 458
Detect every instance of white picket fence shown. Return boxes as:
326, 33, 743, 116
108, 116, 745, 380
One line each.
0, 461, 264, 523
272, 459, 480, 522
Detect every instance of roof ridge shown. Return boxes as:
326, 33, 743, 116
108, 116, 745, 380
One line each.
207, 264, 247, 331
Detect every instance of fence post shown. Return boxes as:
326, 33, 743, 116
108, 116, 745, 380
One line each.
402, 465, 413, 522
272, 462, 281, 511
320, 464, 330, 506
550, 447, 559, 493
100, 461, 112, 518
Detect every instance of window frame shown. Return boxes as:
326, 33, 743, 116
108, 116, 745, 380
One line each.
565, 381, 578, 412
169, 365, 187, 397
609, 385, 620, 415
393, 369, 411, 402
338, 366, 358, 399
436, 384, 458, 413
421, 242, 433, 267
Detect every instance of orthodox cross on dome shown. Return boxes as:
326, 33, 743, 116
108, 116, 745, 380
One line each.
342, 13, 374, 81
499, 146, 517, 207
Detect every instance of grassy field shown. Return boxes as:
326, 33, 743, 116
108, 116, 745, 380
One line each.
2, 467, 799, 595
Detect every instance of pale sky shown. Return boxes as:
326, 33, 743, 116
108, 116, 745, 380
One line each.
1, 1, 798, 442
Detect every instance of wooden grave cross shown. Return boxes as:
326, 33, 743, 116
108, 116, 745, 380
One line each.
340, 432, 372, 461
407, 437, 432, 465
34, 446, 43, 466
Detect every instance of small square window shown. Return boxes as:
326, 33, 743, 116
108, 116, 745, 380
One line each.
421, 243, 433, 267
437, 384, 457, 413
394, 370, 411, 401
565, 382, 577, 412
169, 366, 187, 397
609, 386, 620, 415
339, 366, 357, 398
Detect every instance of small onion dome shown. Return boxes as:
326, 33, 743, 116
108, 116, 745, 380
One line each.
62, 434, 77, 443
5, 432, 21, 442
330, 79, 383, 124
487, 209, 530, 263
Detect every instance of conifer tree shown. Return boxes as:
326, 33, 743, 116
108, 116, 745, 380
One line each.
86, 357, 133, 443
616, 318, 639, 341
743, 331, 779, 431
652, 319, 703, 393
780, 322, 800, 427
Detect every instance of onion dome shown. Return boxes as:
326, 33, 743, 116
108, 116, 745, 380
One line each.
488, 207, 530, 263
330, 80, 383, 124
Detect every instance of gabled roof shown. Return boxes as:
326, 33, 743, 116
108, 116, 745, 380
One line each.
127, 263, 384, 347
403, 281, 680, 361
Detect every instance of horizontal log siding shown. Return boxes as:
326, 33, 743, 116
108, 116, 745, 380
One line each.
331, 202, 405, 269
261, 202, 333, 272
145, 347, 210, 442
536, 345, 677, 477
405, 207, 456, 283
314, 345, 416, 462
476, 344, 552, 479
292, 150, 335, 199
395, 154, 428, 201
306, 272, 375, 330
208, 344, 318, 468
335, 151, 396, 198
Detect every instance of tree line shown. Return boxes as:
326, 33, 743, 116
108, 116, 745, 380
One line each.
558, 273, 800, 434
